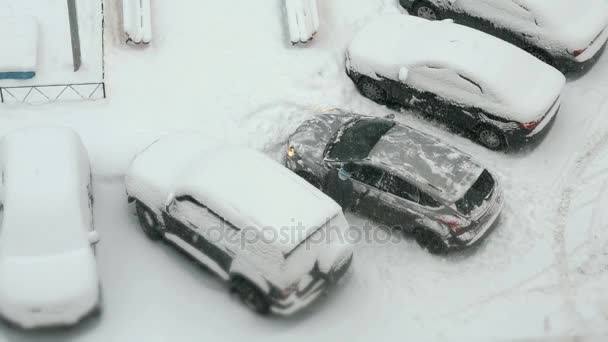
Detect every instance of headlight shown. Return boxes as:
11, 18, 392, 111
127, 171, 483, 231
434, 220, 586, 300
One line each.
287, 146, 296, 158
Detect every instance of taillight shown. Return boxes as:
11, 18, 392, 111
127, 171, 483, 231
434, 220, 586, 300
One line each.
573, 49, 586, 57
520, 120, 540, 130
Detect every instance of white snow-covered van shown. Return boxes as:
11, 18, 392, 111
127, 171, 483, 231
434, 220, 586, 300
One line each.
125, 135, 353, 315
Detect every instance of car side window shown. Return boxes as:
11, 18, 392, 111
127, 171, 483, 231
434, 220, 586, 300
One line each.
509, 1, 536, 25
419, 191, 441, 208
460, 0, 536, 27
410, 66, 486, 105
378, 174, 420, 203
347, 164, 384, 189
170, 196, 239, 232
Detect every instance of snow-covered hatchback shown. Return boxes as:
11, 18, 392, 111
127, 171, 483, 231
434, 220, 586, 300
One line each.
401, 0, 608, 71
0, 127, 100, 329
125, 135, 353, 315
346, 15, 566, 150
287, 112, 504, 254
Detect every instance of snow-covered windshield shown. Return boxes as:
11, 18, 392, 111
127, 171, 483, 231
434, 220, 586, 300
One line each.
326, 118, 395, 161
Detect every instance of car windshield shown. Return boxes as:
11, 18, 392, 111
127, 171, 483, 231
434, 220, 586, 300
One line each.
326, 118, 395, 161
455, 170, 495, 215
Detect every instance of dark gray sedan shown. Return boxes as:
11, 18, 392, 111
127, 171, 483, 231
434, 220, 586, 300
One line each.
286, 112, 504, 254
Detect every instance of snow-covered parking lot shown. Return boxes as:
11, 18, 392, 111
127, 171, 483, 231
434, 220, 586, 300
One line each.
1, 0, 608, 341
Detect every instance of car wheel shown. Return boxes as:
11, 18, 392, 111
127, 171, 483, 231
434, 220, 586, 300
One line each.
413, 229, 448, 255
477, 125, 506, 151
357, 77, 388, 104
135, 201, 162, 240
298, 172, 322, 190
411, 1, 442, 21
232, 278, 270, 314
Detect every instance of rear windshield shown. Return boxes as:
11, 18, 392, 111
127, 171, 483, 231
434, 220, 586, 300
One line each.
456, 170, 495, 215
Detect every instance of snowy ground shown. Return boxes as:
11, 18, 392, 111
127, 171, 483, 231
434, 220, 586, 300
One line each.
1, 0, 608, 341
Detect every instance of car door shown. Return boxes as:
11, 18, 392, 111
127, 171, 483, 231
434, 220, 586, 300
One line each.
339, 163, 387, 220
374, 173, 424, 231
407, 66, 485, 130
402, 66, 446, 118
163, 196, 235, 278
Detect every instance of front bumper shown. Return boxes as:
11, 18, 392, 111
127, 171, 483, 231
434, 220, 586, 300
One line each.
270, 254, 353, 316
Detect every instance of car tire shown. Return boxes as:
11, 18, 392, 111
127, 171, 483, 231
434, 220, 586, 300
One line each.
411, 1, 442, 21
357, 77, 388, 104
231, 278, 270, 315
297, 171, 322, 190
413, 229, 448, 255
477, 125, 506, 151
135, 201, 162, 241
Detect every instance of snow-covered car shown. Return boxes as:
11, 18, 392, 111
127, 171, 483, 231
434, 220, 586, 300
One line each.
125, 135, 353, 315
400, 0, 608, 71
0, 127, 100, 329
286, 112, 504, 254
346, 15, 566, 150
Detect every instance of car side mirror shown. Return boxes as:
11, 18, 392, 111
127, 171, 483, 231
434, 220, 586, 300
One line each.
165, 193, 177, 212
384, 113, 396, 120
88, 230, 100, 245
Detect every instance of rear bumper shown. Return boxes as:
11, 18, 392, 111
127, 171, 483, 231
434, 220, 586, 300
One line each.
0, 292, 100, 330
574, 27, 608, 63
502, 105, 559, 149
447, 188, 504, 249
556, 42, 607, 73
270, 254, 353, 316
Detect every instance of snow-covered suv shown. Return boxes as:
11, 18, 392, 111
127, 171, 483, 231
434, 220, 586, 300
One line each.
287, 112, 504, 254
346, 15, 566, 150
125, 135, 353, 315
401, 0, 608, 71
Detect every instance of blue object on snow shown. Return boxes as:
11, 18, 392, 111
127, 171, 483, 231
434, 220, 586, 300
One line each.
0, 72, 36, 80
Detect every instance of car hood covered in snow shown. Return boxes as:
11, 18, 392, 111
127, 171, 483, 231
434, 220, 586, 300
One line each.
347, 15, 566, 123
368, 124, 485, 203
288, 112, 355, 163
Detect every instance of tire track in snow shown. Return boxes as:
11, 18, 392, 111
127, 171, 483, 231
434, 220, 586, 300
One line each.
436, 97, 608, 319
551, 92, 608, 322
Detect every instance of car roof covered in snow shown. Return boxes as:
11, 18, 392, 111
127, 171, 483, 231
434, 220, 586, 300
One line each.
347, 15, 565, 122
125, 134, 225, 209
172, 146, 342, 254
368, 124, 485, 203
0, 127, 91, 258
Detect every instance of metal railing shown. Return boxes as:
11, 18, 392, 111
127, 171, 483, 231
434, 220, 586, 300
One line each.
0, 82, 106, 104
